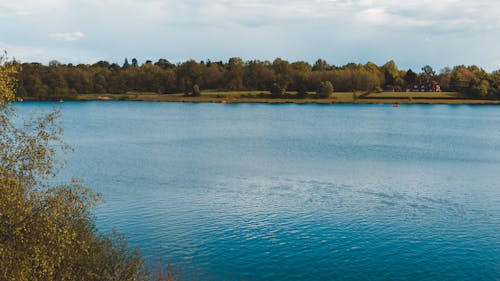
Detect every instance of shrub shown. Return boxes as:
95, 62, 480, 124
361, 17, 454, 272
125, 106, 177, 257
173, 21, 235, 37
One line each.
317, 81, 334, 98
192, 84, 201, 97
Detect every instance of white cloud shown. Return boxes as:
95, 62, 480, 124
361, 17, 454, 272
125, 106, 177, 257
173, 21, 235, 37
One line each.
0, 0, 70, 16
49, 32, 85, 42
1, 0, 499, 70
0, 41, 96, 63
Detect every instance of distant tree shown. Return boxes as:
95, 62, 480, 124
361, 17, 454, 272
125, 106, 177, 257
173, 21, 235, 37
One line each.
226, 57, 245, 90
317, 81, 334, 98
123, 58, 130, 68
155, 58, 174, 69
466, 78, 490, 98
490, 70, 500, 98
438, 67, 452, 91
449, 66, 475, 92
92, 60, 111, 68
345, 67, 360, 92
312, 59, 329, 71
202, 63, 223, 90
108, 72, 127, 93
295, 81, 309, 99
404, 69, 418, 87
228, 57, 244, 67
48, 60, 62, 67
421, 65, 436, 77
192, 84, 201, 97
382, 60, 402, 90
272, 58, 291, 88
94, 73, 107, 93
45, 68, 70, 99
244, 60, 275, 90
270, 82, 286, 97
289, 61, 312, 91
18, 70, 49, 99
0, 51, 18, 101
178, 60, 204, 94
420, 65, 436, 88
131, 58, 138, 67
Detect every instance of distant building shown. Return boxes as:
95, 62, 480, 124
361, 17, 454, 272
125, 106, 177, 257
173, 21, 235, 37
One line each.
431, 80, 442, 92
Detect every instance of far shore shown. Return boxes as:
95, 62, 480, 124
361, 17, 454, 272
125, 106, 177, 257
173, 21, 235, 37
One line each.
19, 91, 500, 105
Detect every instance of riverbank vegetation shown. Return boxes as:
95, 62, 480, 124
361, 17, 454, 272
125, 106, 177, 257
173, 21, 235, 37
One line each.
14, 57, 500, 103
70, 91, 500, 104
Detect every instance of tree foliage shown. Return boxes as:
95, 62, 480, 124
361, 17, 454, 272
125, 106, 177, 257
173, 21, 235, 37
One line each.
192, 84, 201, 97
11, 56, 500, 100
317, 81, 334, 98
0, 51, 18, 102
270, 83, 286, 98
1, 52, 146, 281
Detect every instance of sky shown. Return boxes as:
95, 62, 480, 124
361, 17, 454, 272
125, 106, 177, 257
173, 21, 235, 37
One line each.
1, 0, 499, 71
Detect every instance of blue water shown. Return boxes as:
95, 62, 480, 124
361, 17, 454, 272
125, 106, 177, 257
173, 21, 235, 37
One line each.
16, 102, 500, 280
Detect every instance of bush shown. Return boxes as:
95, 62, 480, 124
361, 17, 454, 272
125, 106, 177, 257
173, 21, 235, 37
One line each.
317, 81, 334, 98
270, 83, 286, 98
296, 85, 308, 99
192, 84, 201, 97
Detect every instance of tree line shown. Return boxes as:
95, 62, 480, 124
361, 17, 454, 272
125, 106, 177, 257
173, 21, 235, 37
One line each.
15, 57, 500, 100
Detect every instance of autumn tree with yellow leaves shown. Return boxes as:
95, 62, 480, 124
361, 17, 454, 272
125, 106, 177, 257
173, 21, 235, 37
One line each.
0, 51, 146, 281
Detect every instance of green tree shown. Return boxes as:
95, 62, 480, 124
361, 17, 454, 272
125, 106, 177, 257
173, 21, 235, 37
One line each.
296, 82, 309, 99
122, 58, 130, 68
192, 84, 201, 97
467, 78, 490, 98
317, 81, 334, 98
404, 69, 418, 88
1, 51, 145, 281
94, 73, 107, 93
312, 59, 329, 71
178, 60, 204, 94
155, 59, 174, 70
244, 60, 274, 90
490, 70, 500, 98
438, 67, 452, 91
449, 66, 474, 92
131, 58, 138, 67
270, 82, 285, 98
421, 65, 436, 77
382, 60, 403, 91
108, 72, 127, 94
272, 58, 291, 90
225, 57, 244, 91
0, 51, 18, 101
420, 65, 436, 88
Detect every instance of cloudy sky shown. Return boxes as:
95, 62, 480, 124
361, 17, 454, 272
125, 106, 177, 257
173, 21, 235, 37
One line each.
1, 0, 499, 71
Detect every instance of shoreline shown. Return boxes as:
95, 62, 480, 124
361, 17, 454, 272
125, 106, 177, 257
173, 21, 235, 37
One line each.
19, 92, 500, 105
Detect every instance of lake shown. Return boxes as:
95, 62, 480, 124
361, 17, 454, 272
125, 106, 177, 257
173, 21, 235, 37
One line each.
16, 102, 500, 280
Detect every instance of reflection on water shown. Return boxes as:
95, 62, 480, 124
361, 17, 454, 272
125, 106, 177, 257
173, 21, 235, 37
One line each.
16, 102, 500, 281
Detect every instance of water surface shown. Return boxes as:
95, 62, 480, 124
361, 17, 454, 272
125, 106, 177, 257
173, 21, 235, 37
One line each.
17, 102, 500, 280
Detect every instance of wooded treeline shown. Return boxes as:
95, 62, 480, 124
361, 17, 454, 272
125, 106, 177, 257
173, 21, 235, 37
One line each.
15, 57, 500, 100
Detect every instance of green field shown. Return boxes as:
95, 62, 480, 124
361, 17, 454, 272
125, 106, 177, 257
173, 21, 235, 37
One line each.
73, 91, 500, 105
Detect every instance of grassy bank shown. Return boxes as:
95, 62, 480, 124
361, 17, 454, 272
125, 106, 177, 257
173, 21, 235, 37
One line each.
31, 91, 500, 105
